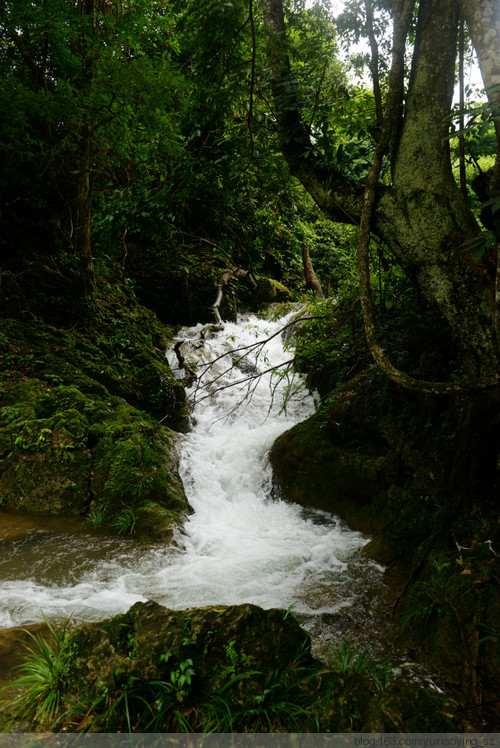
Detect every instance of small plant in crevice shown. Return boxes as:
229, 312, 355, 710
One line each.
112, 505, 140, 535
223, 639, 251, 675
160, 653, 195, 703
327, 642, 392, 691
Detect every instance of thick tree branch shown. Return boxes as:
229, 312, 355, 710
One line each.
260, 0, 363, 225
261, 0, 500, 376
374, 0, 499, 375
10, 31, 38, 77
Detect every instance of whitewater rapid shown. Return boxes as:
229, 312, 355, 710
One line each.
0, 311, 384, 637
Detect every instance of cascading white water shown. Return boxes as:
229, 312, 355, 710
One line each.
0, 311, 385, 643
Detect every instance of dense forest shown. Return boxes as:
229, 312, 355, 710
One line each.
0, 0, 499, 734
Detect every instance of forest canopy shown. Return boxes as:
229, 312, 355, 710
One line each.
0, 0, 499, 370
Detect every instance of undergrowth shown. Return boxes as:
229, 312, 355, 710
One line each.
1, 627, 395, 733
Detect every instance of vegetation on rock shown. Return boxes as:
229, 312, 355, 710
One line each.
2, 601, 455, 733
271, 292, 500, 727
0, 0, 499, 732
0, 268, 191, 538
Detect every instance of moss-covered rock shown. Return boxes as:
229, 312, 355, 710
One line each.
0, 275, 191, 536
8, 601, 457, 733
0, 376, 191, 534
255, 277, 293, 305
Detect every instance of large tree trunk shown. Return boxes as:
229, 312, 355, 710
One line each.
379, 0, 498, 375
261, 0, 500, 378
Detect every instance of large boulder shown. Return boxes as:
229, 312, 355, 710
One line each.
0, 290, 191, 538
255, 277, 293, 304
12, 601, 456, 733
60, 601, 318, 732
0, 380, 191, 539
269, 372, 396, 536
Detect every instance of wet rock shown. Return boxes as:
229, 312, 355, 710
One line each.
135, 500, 188, 542
0, 306, 191, 537
62, 600, 315, 730
34, 601, 459, 733
255, 277, 293, 304
269, 373, 395, 536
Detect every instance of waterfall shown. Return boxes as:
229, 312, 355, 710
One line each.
0, 311, 384, 641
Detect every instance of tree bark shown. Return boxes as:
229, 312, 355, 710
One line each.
382, 0, 498, 374
261, 0, 500, 378
460, 0, 500, 202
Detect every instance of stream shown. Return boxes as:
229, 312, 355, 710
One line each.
0, 310, 392, 659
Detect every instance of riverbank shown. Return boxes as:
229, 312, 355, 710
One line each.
1, 273, 499, 731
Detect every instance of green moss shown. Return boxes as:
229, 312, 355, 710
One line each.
135, 501, 184, 541
255, 277, 293, 306
4, 601, 460, 733
0, 282, 190, 533
91, 422, 188, 518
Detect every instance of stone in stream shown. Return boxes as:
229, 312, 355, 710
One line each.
3, 601, 457, 733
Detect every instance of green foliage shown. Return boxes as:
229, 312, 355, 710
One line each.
0, 0, 186, 263
2, 619, 72, 728
112, 506, 140, 536
0, 0, 359, 315
84, 507, 107, 530
293, 294, 367, 396
328, 642, 391, 691
85, 673, 190, 732
222, 639, 251, 677
200, 669, 319, 733
0, 290, 189, 525
449, 92, 500, 164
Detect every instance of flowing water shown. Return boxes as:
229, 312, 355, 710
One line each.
0, 310, 390, 656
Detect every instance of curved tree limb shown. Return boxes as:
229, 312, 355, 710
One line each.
212, 268, 257, 323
